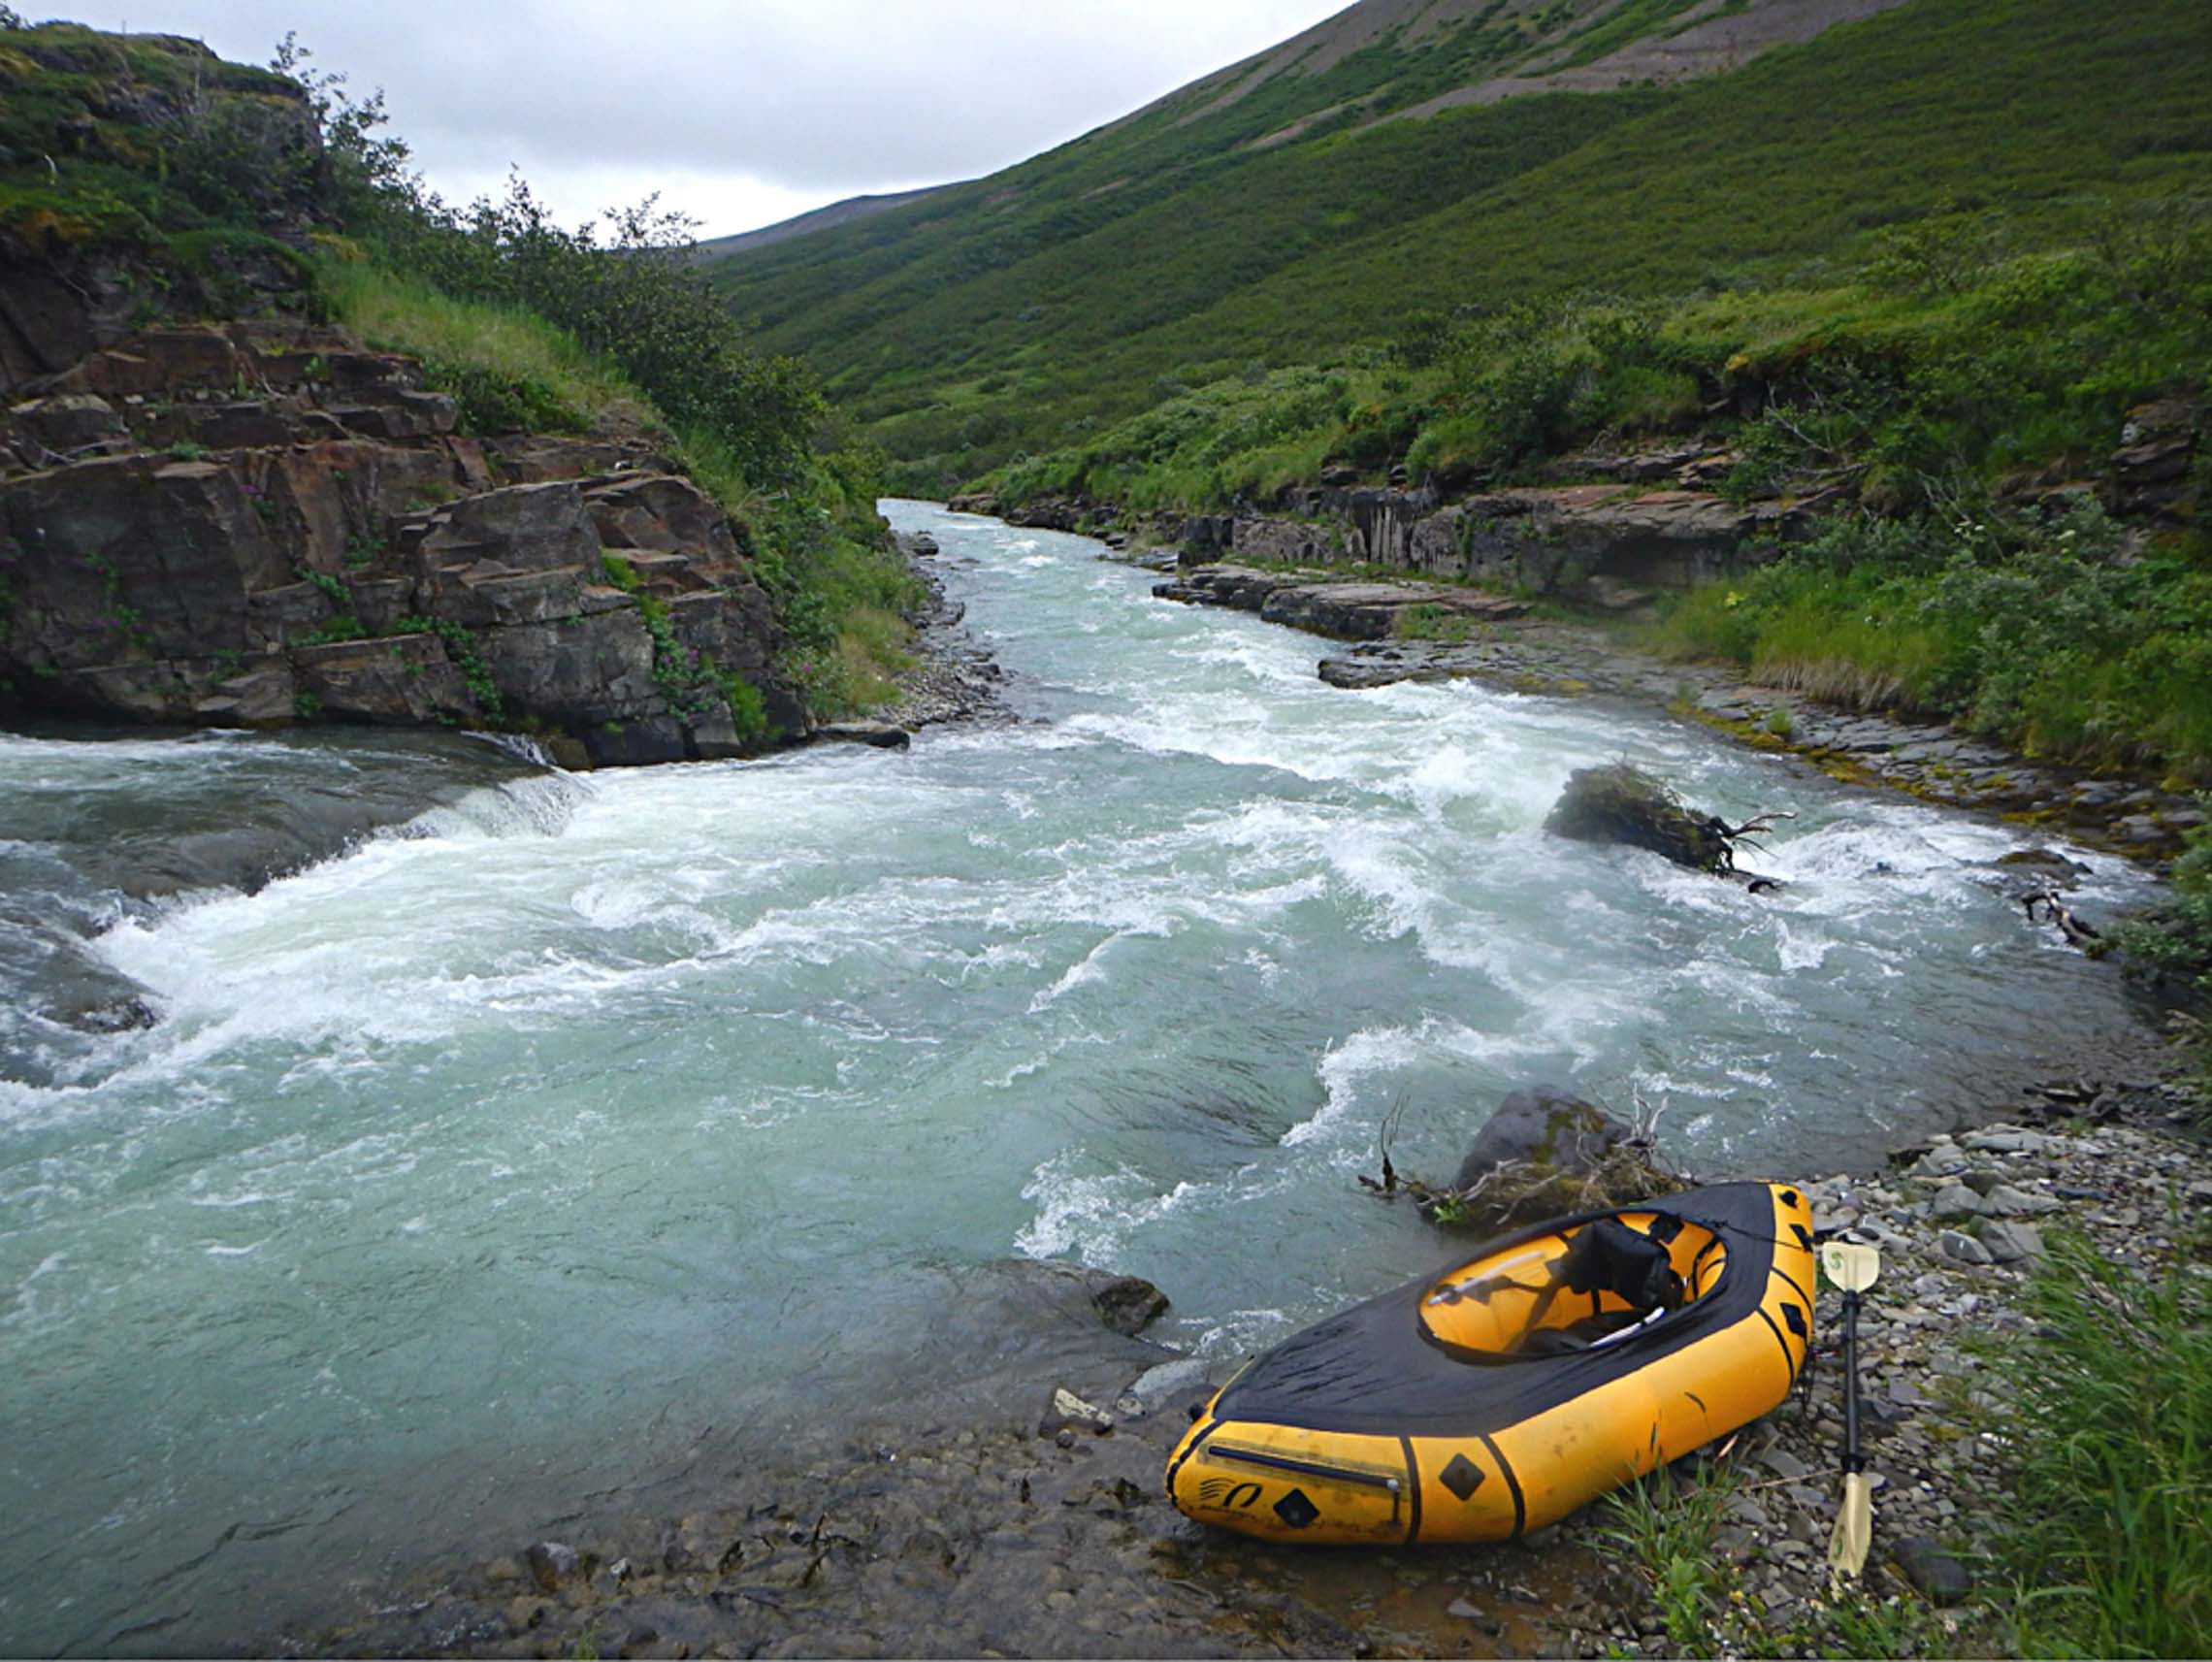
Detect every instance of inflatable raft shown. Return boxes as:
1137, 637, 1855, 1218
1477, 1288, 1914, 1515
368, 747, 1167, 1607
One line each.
1166, 1182, 1816, 1545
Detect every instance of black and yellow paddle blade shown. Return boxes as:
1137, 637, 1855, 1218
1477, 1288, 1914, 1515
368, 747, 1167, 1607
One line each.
1820, 1240, 1881, 1294
1820, 1239, 1881, 1578
1828, 1471, 1874, 1578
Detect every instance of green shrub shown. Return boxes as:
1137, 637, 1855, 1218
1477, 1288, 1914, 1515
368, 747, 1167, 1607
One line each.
1647, 501, 2212, 778
2105, 805, 2212, 995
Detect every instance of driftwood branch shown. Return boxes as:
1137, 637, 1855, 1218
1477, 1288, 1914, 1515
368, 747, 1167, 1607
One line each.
1723, 810, 1800, 842
2022, 889, 2100, 950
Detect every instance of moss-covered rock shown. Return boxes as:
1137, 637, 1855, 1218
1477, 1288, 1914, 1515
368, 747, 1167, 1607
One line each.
1545, 762, 1735, 872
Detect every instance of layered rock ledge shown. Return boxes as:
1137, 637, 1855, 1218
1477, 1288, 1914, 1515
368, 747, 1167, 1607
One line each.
2, 321, 804, 766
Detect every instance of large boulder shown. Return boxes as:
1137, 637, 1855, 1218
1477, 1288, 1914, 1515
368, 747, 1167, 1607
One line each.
1450, 1085, 1634, 1191
1545, 764, 1735, 872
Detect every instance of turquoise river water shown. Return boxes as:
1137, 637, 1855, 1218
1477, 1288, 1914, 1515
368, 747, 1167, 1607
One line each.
0, 501, 2158, 1652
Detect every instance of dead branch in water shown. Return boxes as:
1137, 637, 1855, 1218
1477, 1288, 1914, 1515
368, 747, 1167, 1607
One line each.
1357, 1096, 1412, 1196
2022, 888, 2101, 950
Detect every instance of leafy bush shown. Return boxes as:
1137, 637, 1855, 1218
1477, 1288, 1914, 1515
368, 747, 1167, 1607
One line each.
2105, 807, 2212, 994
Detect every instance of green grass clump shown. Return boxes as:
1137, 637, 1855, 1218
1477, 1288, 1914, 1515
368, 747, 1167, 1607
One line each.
1993, 1233, 2212, 1657
1643, 502, 2212, 781
317, 262, 647, 437
1598, 1457, 1740, 1657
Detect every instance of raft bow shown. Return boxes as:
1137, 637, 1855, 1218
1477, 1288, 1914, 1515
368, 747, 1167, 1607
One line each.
1166, 1181, 1817, 1545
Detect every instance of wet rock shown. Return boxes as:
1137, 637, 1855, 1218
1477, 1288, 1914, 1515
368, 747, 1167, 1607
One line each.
1994, 843, 2081, 870
525, 1542, 581, 1592
1889, 1535, 1975, 1605
1544, 764, 1736, 873
1126, 1355, 1212, 1415
61, 993, 160, 1033
1089, 1275, 1170, 1337
1450, 1084, 1643, 1190
815, 722, 911, 750
1038, 1386, 1114, 1439
1447, 1598, 1505, 1633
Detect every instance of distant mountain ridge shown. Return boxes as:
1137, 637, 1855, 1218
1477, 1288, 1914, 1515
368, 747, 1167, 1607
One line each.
1156, 0, 1905, 132
688, 185, 952, 263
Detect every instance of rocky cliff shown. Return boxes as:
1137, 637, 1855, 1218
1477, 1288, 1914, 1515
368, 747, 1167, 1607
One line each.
0, 319, 806, 766
0, 26, 826, 768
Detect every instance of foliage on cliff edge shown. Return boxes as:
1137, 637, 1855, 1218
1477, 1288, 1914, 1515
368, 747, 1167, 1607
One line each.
0, 20, 915, 719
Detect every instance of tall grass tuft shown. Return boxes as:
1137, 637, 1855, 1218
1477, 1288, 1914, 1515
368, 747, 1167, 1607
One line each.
1996, 1233, 2212, 1658
317, 262, 649, 438
1598, 1457, 1740, 1659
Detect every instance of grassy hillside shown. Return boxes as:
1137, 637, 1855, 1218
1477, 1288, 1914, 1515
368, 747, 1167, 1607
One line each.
944, 0, 2212, 785
708, 0, 2212, 495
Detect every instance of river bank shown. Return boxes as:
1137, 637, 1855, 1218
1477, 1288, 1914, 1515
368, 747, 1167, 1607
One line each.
273, 508, 2205, 1660
290, 1081, 2209, 1661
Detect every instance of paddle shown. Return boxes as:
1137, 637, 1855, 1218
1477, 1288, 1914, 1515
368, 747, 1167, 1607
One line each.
1821, 1240, 1881, 1579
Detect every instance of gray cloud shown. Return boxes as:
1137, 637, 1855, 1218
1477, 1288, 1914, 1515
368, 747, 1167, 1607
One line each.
122, 0, 1348, 232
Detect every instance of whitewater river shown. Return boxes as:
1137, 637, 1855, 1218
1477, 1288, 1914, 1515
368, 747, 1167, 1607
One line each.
0, 502, 2158, 1652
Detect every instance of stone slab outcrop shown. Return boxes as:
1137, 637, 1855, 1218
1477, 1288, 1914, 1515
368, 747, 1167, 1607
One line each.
0, 321, 804, 766
1154, 563, 1527, 640
1177, 480, 1801, 603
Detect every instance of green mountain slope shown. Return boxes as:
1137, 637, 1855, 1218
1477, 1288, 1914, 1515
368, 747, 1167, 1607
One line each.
709, 0, 2212, 494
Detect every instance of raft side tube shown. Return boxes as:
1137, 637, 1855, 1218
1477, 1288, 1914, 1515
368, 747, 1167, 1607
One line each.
1167, 1182, 1817, 1546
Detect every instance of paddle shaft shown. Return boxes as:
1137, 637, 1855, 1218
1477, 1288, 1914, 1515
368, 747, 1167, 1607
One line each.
1839, 1286, 1864, 1477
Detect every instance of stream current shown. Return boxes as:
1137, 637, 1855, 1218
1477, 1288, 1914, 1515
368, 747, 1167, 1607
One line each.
0, 501, 2159, 1652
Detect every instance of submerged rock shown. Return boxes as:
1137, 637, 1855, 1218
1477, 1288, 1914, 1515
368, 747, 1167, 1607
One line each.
523, 1542, 580, 1593
1089, 1275, 1170, 1337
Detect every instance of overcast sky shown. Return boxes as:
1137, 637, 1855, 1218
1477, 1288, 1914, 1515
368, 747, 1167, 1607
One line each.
101, 1, 1349, 238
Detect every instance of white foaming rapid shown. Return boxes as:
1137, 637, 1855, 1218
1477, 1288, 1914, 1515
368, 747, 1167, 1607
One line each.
0, 501, 2161, 1655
